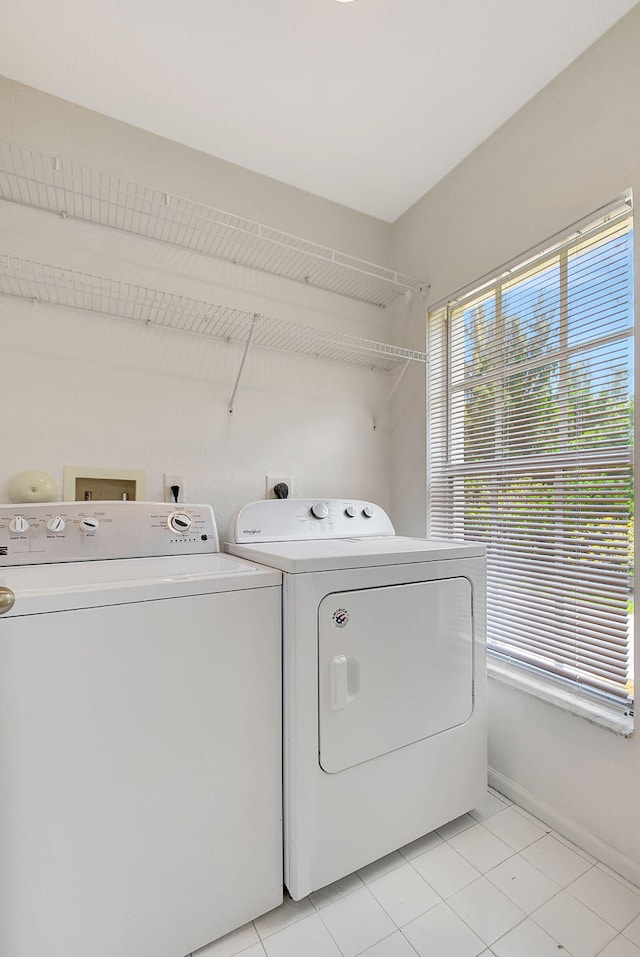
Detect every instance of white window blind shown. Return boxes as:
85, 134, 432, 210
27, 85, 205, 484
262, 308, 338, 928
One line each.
427, 199, 634, 711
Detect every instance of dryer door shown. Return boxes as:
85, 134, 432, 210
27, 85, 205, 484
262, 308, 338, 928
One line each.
318, 577, 473, 774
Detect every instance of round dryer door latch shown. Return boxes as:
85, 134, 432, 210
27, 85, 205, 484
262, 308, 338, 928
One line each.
310, 502, 329, 520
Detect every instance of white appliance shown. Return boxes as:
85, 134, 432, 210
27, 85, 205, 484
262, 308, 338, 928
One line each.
226, 498, 487, 901
0, 501, 282, 957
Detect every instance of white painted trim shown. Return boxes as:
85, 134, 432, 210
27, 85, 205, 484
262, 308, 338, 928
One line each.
488, 765, 640, 889
488, 663, 634, 737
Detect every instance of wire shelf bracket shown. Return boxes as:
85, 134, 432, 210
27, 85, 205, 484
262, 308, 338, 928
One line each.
372, 358, 412, 430
0, 255, 427, 412
228, 313, 259, 414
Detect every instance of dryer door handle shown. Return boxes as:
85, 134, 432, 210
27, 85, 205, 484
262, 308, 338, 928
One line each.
329, 655, 348, 710
328, 655, 360, 710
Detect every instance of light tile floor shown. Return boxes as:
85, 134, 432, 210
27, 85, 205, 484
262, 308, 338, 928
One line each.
190, 789, 640, 957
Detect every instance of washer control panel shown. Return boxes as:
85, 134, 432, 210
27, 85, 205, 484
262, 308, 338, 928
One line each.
230, 499, 395, 544
0, 502, 219, 565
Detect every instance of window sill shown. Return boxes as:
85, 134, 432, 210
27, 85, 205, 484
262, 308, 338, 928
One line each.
488, 659, 634, 737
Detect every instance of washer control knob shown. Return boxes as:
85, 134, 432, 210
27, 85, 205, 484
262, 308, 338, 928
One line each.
169, 511, 193, 534
9, 515, 29, 534
362, 505, 376, 518
311, 502, 329, 520
345, 505, 358, 518
79, 516, 99, 533
47, 515, 66, 533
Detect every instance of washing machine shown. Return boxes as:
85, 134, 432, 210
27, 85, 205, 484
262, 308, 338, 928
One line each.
226, 498, 487, 901
0, 501, 282, 957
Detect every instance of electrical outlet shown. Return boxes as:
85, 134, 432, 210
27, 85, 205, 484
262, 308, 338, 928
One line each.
164, 473, 185, 504
266, 475, 292, 500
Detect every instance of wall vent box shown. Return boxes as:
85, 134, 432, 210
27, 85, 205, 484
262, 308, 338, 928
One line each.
63, 467, 146, 502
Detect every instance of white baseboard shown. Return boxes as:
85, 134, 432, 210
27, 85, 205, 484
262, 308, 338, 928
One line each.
489, 766, 640, 889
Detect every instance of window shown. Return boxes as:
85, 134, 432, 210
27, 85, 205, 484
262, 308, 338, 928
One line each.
427, 198, 634, 715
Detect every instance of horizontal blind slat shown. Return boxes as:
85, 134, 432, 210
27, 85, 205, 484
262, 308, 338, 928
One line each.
427, 207, 634, 706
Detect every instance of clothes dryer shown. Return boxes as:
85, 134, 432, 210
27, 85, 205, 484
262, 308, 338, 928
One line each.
226, 498, 487, 900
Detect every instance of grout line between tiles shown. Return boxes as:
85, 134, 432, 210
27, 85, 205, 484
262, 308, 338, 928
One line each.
596, 862, 640, 896
562, 861, 640, 936
414, 822, 588, 952
351, 927, 408, 957
308, 875, 365, 913
247, 792, 640, 957
313, 894, 350, 956
490, 914, 553, 955
509, 803, 552, 832
390, 927, 424, 957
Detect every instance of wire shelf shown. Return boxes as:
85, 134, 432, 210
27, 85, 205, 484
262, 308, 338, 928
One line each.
0, 255, 427, 372
0, 141, 428, 308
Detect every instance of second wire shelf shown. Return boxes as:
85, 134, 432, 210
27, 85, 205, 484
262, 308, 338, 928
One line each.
0, 255, 426, 413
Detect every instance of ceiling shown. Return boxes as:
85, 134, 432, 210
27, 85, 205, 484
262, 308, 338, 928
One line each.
0, 0, 637, 222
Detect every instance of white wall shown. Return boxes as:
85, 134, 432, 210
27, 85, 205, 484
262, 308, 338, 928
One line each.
5, 11, 640, 884
392, 6, 640, 880
0, 77, 401, 534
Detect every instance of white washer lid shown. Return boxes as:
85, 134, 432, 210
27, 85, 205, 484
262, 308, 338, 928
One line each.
0, 553, 281, 616
226, 535, 485, 574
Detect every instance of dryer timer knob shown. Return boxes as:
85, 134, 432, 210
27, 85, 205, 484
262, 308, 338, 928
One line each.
311, 502, 329, 520
362, 505, 375, 518
9, 515, 29, 534
345, 505, 358, 518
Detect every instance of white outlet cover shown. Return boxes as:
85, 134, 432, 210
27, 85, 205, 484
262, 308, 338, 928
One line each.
164, 473, 185, 504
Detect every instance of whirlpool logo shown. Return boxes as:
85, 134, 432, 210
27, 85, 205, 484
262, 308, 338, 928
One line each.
332, 608, 349, 627
242, 528, 261, 535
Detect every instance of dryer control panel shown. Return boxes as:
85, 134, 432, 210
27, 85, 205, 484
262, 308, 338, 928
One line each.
230, 499, 395, 544
0, 502, 219, 565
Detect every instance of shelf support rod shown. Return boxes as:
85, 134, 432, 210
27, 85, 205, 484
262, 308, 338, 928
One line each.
228, 313, 259, 414
372, 358, 411, 430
